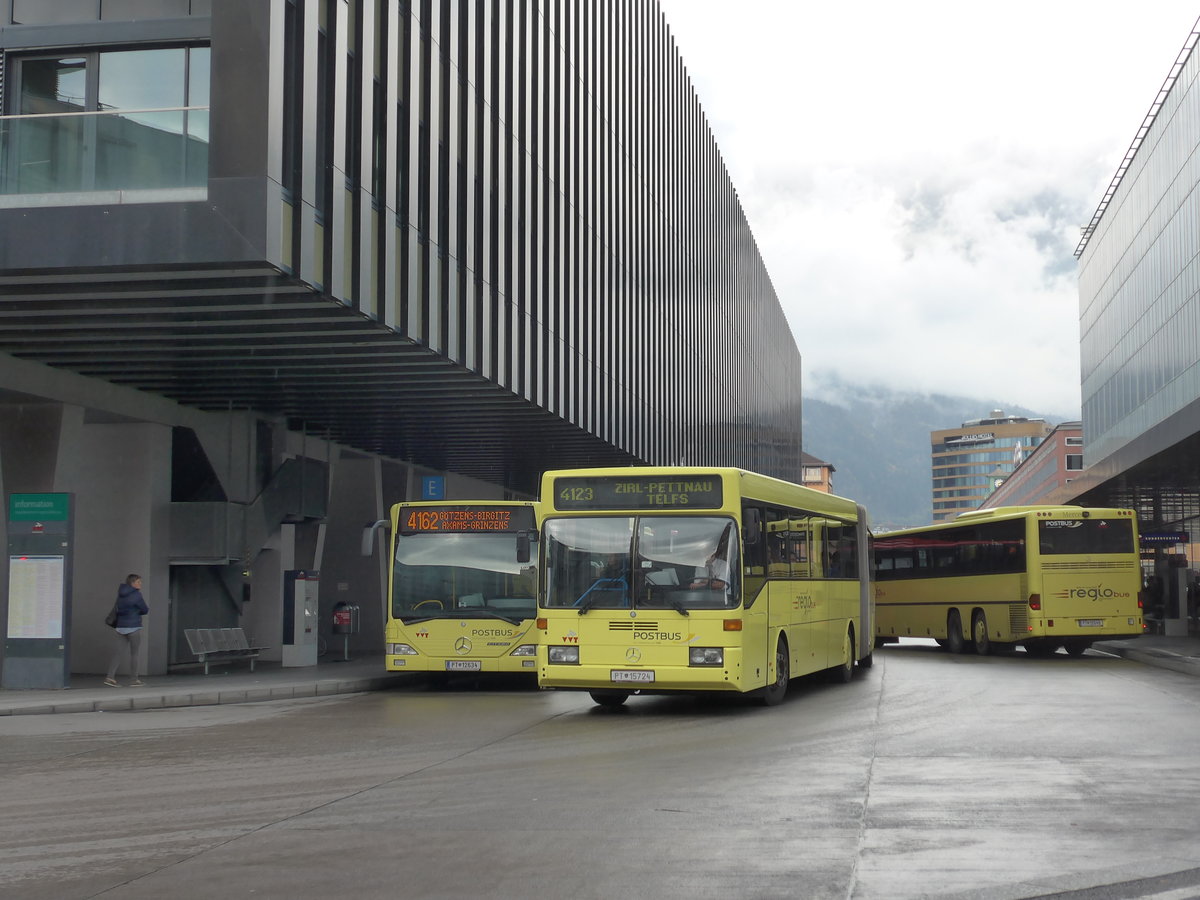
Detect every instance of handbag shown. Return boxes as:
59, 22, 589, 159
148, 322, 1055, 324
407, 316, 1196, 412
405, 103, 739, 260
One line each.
105, 604, 118, 628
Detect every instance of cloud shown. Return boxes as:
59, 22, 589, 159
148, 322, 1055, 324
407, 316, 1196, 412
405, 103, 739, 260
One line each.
659, 0, 1200, 416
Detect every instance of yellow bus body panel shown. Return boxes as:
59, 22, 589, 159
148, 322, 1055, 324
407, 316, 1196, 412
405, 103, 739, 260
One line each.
384, 617, 539, 673
874, 507, 1143, 646
385, 498, 540, 675
537, 466, 872, 696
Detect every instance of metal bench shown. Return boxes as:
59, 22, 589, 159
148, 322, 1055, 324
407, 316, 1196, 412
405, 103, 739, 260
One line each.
184, 627, 269, 674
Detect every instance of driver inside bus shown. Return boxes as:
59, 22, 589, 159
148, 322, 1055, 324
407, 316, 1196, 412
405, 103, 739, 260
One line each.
692, 525, 733, 589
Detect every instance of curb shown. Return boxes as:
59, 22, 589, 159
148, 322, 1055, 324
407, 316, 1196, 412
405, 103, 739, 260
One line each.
2, 675, 407, 716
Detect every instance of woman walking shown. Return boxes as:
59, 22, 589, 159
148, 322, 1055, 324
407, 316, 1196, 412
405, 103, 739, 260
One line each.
105, 574, 149, 687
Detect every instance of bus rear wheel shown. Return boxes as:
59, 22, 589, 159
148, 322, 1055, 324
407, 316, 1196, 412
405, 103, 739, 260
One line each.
1064, 640, 1091, 657
831, 629, 855, 684
761, 637, 790, 706
972, 610, 992, 656
946, 610, 966, 654
589, 690, 630, 707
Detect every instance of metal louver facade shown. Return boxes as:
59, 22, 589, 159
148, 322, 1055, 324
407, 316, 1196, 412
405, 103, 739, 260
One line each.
0, 0, 801, 493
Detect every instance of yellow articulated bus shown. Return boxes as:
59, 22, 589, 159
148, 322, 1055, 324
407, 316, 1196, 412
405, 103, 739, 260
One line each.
873, 506, 1144, 656
536, 467, 874, 707
384, 500, 540, 676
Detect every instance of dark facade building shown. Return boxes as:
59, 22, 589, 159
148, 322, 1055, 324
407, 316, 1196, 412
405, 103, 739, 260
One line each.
0, 0, 802, 677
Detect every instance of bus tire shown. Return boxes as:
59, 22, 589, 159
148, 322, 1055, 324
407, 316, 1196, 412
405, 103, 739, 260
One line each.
831, 629, 855, 683
858, 651, 874, 669
589, 690, 630, 707
760, 636, 790, 706
1064, 640, 1091, 657
946, 610, 966, 654
972, 610, 992, 656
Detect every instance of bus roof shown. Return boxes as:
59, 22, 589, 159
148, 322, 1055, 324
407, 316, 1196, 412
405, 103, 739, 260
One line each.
539, 466, 862, 520
881, 505, 1136, 536
955, 505, 1082, 520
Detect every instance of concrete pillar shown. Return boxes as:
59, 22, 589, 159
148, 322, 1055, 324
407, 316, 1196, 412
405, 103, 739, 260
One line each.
1164, 564, 1189, 637
60, 418, 172, 675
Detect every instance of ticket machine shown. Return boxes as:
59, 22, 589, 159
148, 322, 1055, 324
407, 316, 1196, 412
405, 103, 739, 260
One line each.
282, 569, 319, 667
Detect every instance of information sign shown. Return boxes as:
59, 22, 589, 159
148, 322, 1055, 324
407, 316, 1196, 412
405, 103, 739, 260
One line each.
399, 505, 535, 534
6, 555, 65, 639
553, 475, 723, 511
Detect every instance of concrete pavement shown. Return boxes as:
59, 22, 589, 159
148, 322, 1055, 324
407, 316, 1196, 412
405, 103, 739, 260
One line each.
1, 633, 1197, 716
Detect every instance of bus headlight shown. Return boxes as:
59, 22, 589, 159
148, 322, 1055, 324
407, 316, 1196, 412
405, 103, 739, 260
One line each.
548, 646, 580, 664
510, 643, 537, 657
387, 643, 418, 655
689, 647, 724, 666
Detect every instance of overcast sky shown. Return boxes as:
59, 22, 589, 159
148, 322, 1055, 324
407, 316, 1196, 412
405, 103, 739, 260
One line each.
657, 1, 1200, 417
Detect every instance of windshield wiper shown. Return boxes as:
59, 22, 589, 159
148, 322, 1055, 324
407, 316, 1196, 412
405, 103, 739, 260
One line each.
575, 592, 602, 615
660, 594, 690, 616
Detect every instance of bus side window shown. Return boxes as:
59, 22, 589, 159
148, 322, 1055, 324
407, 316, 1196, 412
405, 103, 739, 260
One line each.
741, 503, 770, 573
787, 527, 810, 578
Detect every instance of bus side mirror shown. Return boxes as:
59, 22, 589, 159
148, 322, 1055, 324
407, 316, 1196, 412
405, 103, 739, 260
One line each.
742, 509, 761, 546
516, 531, 532, 564
361, 519, 390, 557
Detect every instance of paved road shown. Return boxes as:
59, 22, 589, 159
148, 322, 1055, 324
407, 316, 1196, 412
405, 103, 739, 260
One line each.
3, 643, 1200, 899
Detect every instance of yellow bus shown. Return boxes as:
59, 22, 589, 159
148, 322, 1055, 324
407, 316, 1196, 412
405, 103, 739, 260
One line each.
384, 500, 540, 676
874, 506, 1144, 656
536, 467, 873, 707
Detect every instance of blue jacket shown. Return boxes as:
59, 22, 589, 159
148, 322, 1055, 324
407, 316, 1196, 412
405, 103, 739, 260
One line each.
114, 583, 149, 628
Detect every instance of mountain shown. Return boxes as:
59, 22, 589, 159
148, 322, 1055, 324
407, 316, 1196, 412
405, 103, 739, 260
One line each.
801, 375, 1074, 531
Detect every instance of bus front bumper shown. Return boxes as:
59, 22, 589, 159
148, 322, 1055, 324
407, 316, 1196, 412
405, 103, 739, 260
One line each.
539, 662, 746, 693
387, 656, 538, 673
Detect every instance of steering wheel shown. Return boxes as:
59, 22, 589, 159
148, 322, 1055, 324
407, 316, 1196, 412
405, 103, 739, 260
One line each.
413, 599, 444, 609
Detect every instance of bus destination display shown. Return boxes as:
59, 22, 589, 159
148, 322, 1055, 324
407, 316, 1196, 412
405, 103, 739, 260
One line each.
554, 476, 723, 510
400, 505, 534, 534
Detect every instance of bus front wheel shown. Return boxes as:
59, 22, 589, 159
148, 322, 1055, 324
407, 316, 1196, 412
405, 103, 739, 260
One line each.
946, 610, 966, 654
761, 637, 790, 706
589, 690, 630, 707
972, 611, 992, 656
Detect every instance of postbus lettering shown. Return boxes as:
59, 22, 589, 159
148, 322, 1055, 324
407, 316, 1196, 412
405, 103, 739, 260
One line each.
472, 628, 516, 637
633, 632, 683, 641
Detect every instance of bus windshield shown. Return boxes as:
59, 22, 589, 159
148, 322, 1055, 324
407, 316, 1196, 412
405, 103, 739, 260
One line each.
543, 515, 739, 611
1037, 518, 1135, 555
392, 531, 537, 620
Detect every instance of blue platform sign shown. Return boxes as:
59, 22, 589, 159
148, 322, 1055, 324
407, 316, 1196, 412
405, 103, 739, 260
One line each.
421, 476, 445, 500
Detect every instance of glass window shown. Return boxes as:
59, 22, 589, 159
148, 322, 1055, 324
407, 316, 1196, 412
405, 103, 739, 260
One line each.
12, 58, 88, 192
3, 46, 209, 195
1037, 519, 1134, 555
542, 515, 739, 611
391, 529, 538, 620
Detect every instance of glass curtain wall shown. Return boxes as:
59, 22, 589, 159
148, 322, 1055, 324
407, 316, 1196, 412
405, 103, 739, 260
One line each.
2, 46, 210, 194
